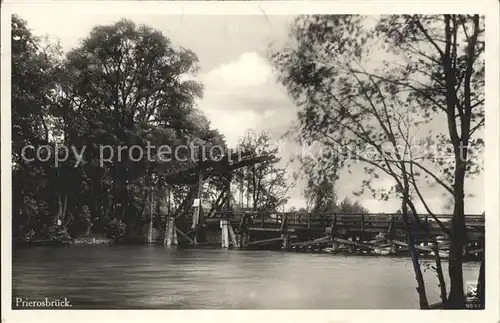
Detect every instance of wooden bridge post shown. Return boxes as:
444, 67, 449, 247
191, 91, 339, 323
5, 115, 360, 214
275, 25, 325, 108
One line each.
228, 223, 239, 248
422, 214, 429, 246
329, 214, 337, 233
331, 239, 340, 253
329, 215, 338, 252
224, 173, 232, 211
237, 214, 248, 249
220, 219, 230, 248
191, 172, 204, 243
164, 216, 178, 247
388, 214, 396, 255
158, 182, 172, 246
282, 234, 290, 250
148, 189, 154, 244
280, 213, 290, 250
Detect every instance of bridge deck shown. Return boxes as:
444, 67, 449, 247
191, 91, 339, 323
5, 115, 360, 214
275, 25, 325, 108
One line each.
204, 212, 484, 236
169, 212, 484, 259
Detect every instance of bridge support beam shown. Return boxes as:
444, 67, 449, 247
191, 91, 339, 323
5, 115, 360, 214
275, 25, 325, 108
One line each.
236, 214, 248, 249
220, 219, 230, 248
164, 217, 178, 247
239, 233, 249, 248
281, 234, 290, 250
280, 213, 290, 250
331, 240, 340, 253
228, 224, 239, 248
191, 172, 204, 243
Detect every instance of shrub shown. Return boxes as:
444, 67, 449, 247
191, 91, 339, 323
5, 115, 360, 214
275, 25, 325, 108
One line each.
48, 225, 72, 244
105, 219, 127, 242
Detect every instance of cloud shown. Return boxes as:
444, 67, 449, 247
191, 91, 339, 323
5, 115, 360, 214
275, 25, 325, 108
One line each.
195, 53, 485, 214
202, 52, 274, 89
197, 51, 295, 148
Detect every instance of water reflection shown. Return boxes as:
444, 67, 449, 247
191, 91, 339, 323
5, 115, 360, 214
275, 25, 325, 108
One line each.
12, 245, 480, 309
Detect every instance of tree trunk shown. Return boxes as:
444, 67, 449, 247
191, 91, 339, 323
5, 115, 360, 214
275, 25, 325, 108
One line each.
407, 232, 430, 309
407, 199, 448, 304
62, 193, 68, 221
55, 192, 68, 225
447, 165, 466, 308
433, 240, 448, 304
402, 201, 429, 309
477, 251, 485, 309
56, 194, 62, 225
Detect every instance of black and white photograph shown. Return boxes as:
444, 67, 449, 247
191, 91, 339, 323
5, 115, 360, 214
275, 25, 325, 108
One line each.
1, 1, 499, 322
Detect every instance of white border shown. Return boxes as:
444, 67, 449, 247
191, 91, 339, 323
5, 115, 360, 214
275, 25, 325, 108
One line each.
1, 1, 499, 323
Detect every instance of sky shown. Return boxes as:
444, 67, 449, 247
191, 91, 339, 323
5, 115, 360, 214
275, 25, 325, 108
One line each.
13, 11, 485, 214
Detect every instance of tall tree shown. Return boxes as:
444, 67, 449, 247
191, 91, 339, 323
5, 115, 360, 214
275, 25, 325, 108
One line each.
300, 153, 339, 213
53, 19, 205, 238
272, 15, 484, 309
12, 17, 223, 243
338, 197, 369, 214
11, 15, 67, 241
235, 130, 291, 212
376, 15, 484, 308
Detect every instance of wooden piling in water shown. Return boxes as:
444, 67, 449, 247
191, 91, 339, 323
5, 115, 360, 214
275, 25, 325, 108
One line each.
164, 217, 178, 246
228, 224, 239, 248
191, 172, 204, 243
280, 213, 290, 250
331, 240, 339, 253
220, 219, 230, 248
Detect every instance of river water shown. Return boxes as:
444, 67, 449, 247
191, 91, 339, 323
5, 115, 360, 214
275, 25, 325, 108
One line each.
12, 245, 480, 309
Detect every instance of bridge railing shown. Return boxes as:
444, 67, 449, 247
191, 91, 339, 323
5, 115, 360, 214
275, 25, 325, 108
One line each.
212, 211, 484, 231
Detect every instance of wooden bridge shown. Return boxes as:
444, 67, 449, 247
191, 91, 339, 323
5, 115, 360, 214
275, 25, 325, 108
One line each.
163, 210, 485, 260
155, 151, 484, 260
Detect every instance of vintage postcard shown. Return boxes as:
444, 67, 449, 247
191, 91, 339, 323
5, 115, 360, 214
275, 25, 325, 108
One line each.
1, 1, 499, 323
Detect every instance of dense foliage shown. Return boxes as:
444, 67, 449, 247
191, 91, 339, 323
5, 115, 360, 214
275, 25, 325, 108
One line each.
233, 130, 291, 212
12, 16, 225, 244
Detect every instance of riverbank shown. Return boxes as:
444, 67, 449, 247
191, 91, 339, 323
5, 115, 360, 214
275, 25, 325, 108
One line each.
73, 237, 113, 244
13, 236, 114, 246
